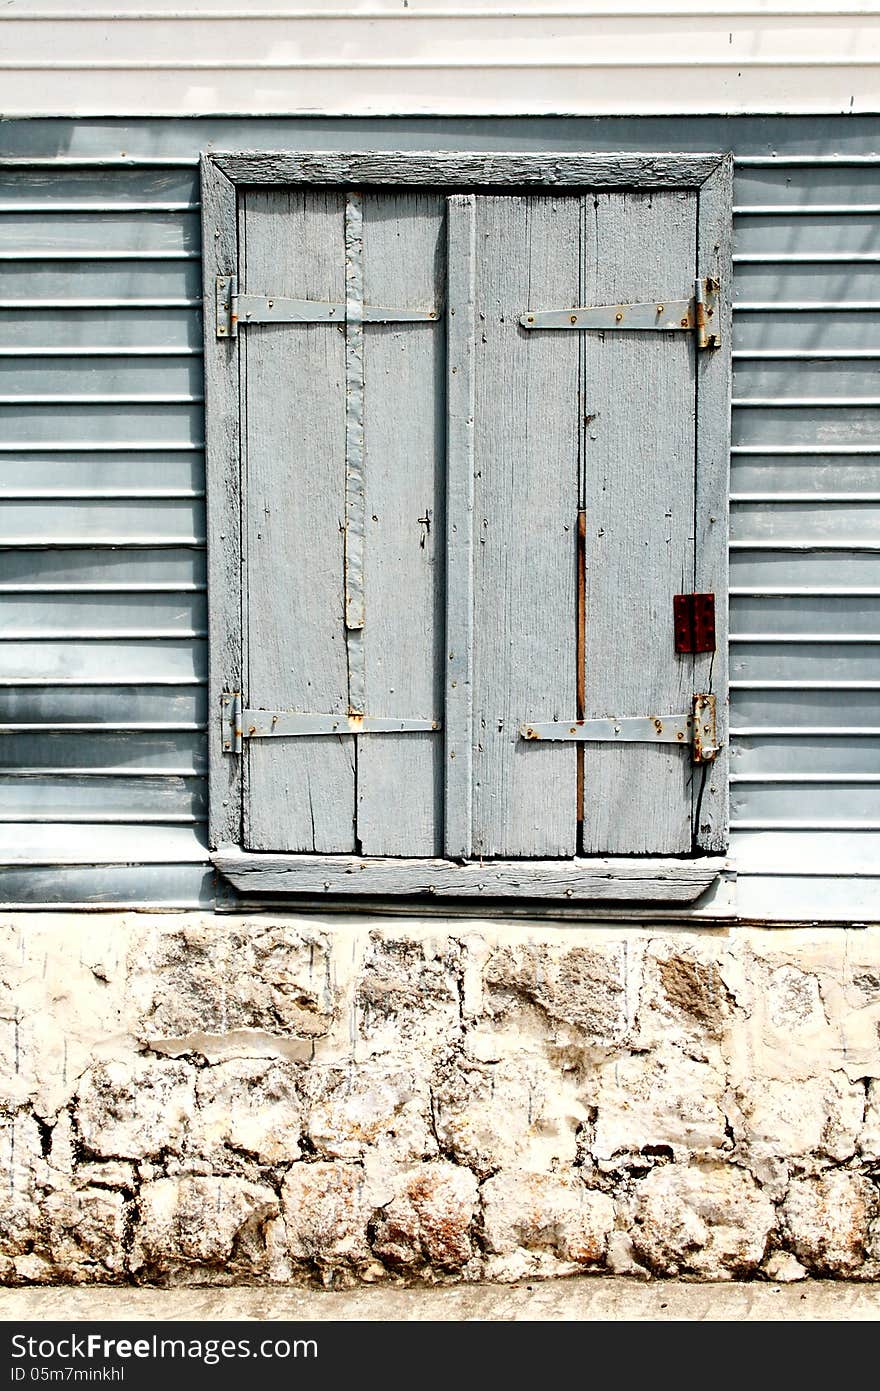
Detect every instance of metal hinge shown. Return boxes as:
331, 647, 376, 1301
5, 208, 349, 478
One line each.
520, 276, 721, 349
215, 275, 440, 338
222, 694, 439, 754
519, 693, 719, 763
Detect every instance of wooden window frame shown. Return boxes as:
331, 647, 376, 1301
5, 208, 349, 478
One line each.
202, 150, 733, 906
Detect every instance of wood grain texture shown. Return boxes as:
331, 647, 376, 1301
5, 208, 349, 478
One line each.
241, 187, 356, 852
356, 191, 446, 855
214, 152, 723, 190
580, 190, 698, 854
695, 155, 734, 853
213, 845, 724, 902
472, 194, 580, 856
444, 193, 476, 858
200, 155, 241, 850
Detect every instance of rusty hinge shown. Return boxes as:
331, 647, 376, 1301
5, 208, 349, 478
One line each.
215, 275, 440, 338
221, 694, 440, 754
674, 593, 716, 653
520, 276, 721, 350
519, 693, 719, 763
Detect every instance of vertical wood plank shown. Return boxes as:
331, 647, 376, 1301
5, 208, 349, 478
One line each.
356, 191, 446, 855
444, 193, 476, 858
241, 187, 356, 853
471, 194, 580, 857
200, 156, 241, 850
580, 190, 697, 854
694, 156, 733, 852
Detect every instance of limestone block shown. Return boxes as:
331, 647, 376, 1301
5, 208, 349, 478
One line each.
282, 1163, 382, 1274
432, 1058, 587, 1178
636, 942, 738, 1049
630, 1165, 775, 1278
591, 1049, 728, 1163
0, 1111, 44, 1256
305, 1067, 435, 1164
355, 934, 461, 1058
737, 1074, 865, 1166
482, 942, 628, 1046
190, 1060, 303, 1167
782, 1172, 878, 1276
75, 1060, 194, 1161
481, 1171, 616, 1282
130, 921, 336, 1045
370, 1162, 479, 1270
131, 1176, 280, 1281
41, 1186, 127, 1282
860, 1079, 880, 1161
762, 1250, 808, 1283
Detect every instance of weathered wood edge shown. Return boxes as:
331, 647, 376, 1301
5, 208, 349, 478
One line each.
694, 153, 733, 853
201, 155, 242, 849
444, 194, 476, 857
210, 151, 726, 190
212, 848, 725, 903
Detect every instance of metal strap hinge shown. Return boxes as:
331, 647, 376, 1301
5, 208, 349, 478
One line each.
216, 276, 440, 338
222, 695, 440, 754
519, 694, 719, 763
520, 277, 721, 349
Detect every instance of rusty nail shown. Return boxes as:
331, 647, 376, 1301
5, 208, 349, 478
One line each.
248, 725, 256, 735
527, 315, 535, 323
615, 311, 623, 322
681, 318, 689, 328
570, 315, 577, 324
656, 304, 664, 314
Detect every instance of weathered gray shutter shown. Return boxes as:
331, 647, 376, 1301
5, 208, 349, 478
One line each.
239, 188, 446, 855
205, 153, 730, 895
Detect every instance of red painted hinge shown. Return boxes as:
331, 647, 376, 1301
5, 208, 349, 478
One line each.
674, 593, 716, 653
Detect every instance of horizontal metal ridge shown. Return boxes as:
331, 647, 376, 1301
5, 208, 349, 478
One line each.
734, 205, 880, 215
730, 634, 880, 644
0, 202, 198, 212
0, 298, 201, 309
733, 351, 880, 360
0, 538, 206, 548
0, 630, 208, 641
0, 347, 203, 358
0, 583, 206, 594
0, 723, 206, 732
732, 397, 880, 407
0, 157, 199, 168
730, 587, 880, 597
0, 677, 205, 687
0, 489, 205, 500
0, 442, 204, 453
731, 445, 880, 455
731, 680, 880, 689
730, 727, 880, 736
733, 819, 880, 830
0, 814, 201, 823
735, 301, 880, 311
732, 773, 880, 783
730, 541, 880, 551
0, 251, 199, 262
733, 253, 880, 264
0, 393, 204, 404
4, 768, 202, 778
731, 493, 880, 502
737, 156, 880, 167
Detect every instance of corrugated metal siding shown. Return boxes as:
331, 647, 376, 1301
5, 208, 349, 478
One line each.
2, 2, 880, 116
0, 115, 878, 913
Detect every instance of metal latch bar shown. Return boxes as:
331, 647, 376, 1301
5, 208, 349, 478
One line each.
216, 276, 440, 338
222, 698, 440, 752
519, 276, 720, 349
519, 694, 718, 763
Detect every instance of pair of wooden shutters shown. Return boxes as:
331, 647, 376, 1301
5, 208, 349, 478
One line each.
205, 155, 731, 893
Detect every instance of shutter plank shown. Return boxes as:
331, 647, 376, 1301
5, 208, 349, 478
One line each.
472, 195, 579, 857
356, 192, 446, 855
444, 193, 476, 858
580, 190, 697, 854
242, 188, 355, 852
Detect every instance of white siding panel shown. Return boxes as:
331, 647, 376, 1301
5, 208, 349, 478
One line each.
1, 5, 879, 115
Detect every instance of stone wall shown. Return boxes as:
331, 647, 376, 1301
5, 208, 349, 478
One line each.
2, 914, 879, 1286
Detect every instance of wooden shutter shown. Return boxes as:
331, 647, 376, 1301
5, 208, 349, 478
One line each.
204, 152, 731, 901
